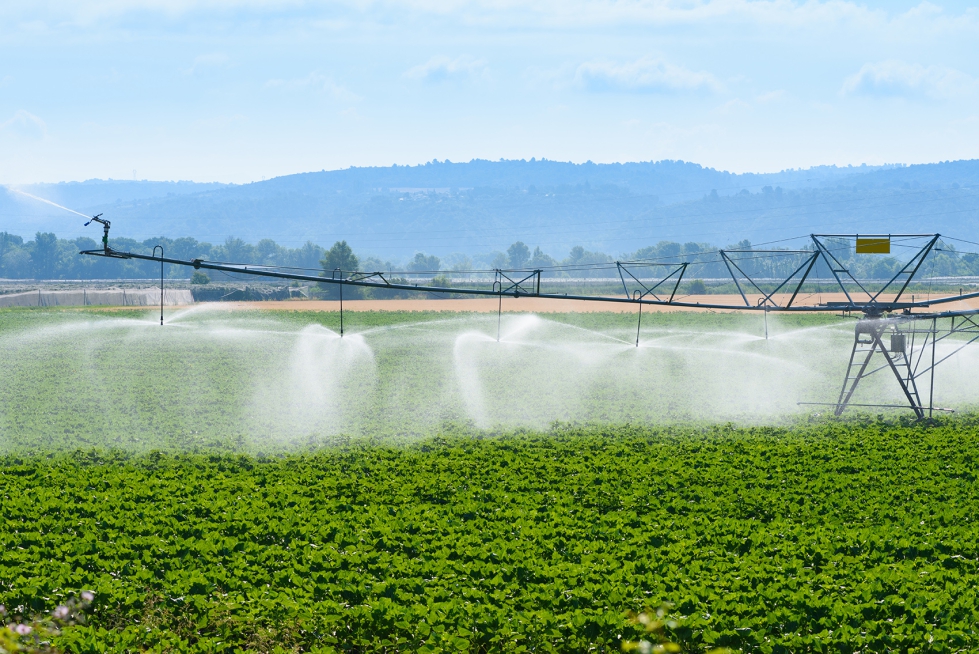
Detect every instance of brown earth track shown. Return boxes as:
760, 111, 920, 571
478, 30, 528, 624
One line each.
182, 292, 979, 314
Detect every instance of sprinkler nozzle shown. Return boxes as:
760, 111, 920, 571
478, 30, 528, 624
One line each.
84, 214, 110, 252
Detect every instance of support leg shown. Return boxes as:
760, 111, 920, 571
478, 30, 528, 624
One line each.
871, 332, 924, 419
929, 317, 937, 418
835, 336, 878, 416
497, 291, 502, 342
635, 301, 642, 347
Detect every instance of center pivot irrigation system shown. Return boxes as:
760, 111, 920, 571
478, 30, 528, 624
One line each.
81, 221, 979, 419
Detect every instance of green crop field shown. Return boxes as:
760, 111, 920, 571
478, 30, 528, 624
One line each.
1, 307, 978, 653
0, 305, 943, 452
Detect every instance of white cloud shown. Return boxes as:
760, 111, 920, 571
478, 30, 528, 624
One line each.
185, 52, 229, 75
403, 55, 488, 82
192, 113, 247, 129
265, 72, 360, 101
0, 110, 46, 140
0, 1, 307, 25
716, 98, 749, 113
574, 57, 720, 93
352, 0, 972, 33
756, 89, 786, 103
842, 60, 978, 99
2, 0, 978, 37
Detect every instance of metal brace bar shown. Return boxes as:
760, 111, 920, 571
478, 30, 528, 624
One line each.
720, 251, 751, 307
786, 253, 820, 308
757, 251, 820, 307
871, 234, 940, 304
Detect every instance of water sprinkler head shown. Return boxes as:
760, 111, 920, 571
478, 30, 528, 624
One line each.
84, 214, 111, 251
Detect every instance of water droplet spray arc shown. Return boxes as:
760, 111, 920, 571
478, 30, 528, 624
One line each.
66, 227, 979, 420
5, 307, 979, 453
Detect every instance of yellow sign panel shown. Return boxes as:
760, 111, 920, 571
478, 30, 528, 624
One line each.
856, 237, 890, 254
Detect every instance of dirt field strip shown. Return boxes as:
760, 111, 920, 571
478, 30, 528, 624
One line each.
63, 292, 979, 314
211, 293, 979, 314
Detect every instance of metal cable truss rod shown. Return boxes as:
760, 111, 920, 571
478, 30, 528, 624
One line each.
810, 233, 943, 238
359, 276, 979, 285
617, 236, 933, 269
867, 290, 979, 310
79, 227, 979, 314
80, 246, 873, 312
806, 234, 952, 315
204, 255, 764, 275
80, 245, 979, 314
718, 249, 818, 308
710, 233, 979, 314
616, 262, 687, 302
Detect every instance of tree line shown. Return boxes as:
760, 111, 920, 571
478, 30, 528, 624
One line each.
2, 231, 977, 282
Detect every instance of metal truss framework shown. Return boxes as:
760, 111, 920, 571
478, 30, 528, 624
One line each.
81, 229, 979, 419
718, 234, 943, 314
811, 312, 979, 418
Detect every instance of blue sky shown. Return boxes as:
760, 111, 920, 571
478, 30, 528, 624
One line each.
1, 0, 978, 184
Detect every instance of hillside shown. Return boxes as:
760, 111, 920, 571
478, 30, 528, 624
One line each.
3, 159, 978, 261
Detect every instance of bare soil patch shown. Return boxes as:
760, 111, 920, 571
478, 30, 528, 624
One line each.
201, 292, 979, 314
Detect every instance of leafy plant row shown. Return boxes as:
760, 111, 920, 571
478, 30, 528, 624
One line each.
2, 421, 978, 652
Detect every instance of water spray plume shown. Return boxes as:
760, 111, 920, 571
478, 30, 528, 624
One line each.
74, 228, 979, 419
5, 187, 91, 218
5, 310, 979, 453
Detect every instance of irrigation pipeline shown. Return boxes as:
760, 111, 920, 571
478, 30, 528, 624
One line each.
80, 245, 979, 316
80, 233, 979, 420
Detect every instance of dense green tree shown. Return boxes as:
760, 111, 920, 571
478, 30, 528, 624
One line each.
320, 240, 361, 299
563, 245, 612, 277
449, 256, 473, 272
31, 232, 59, 279
0, 228, 976, 285
321, 240, 359, 274
0, 232, 23, 260
634, 241, 682, 261
506, 241, 530, 268
294, 241, 326, 271
528, 246, 556, 269
256, 238, 284, 265
407, 252, 440, 273
221, 236, 254, 263
489, 252, 506, 269
171, 237, 210, 263
1, 248, 31, 279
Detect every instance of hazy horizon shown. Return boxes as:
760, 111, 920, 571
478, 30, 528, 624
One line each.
5, 157, 911, 187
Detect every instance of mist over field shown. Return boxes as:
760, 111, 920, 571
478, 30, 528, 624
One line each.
6, 307, 974, 453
